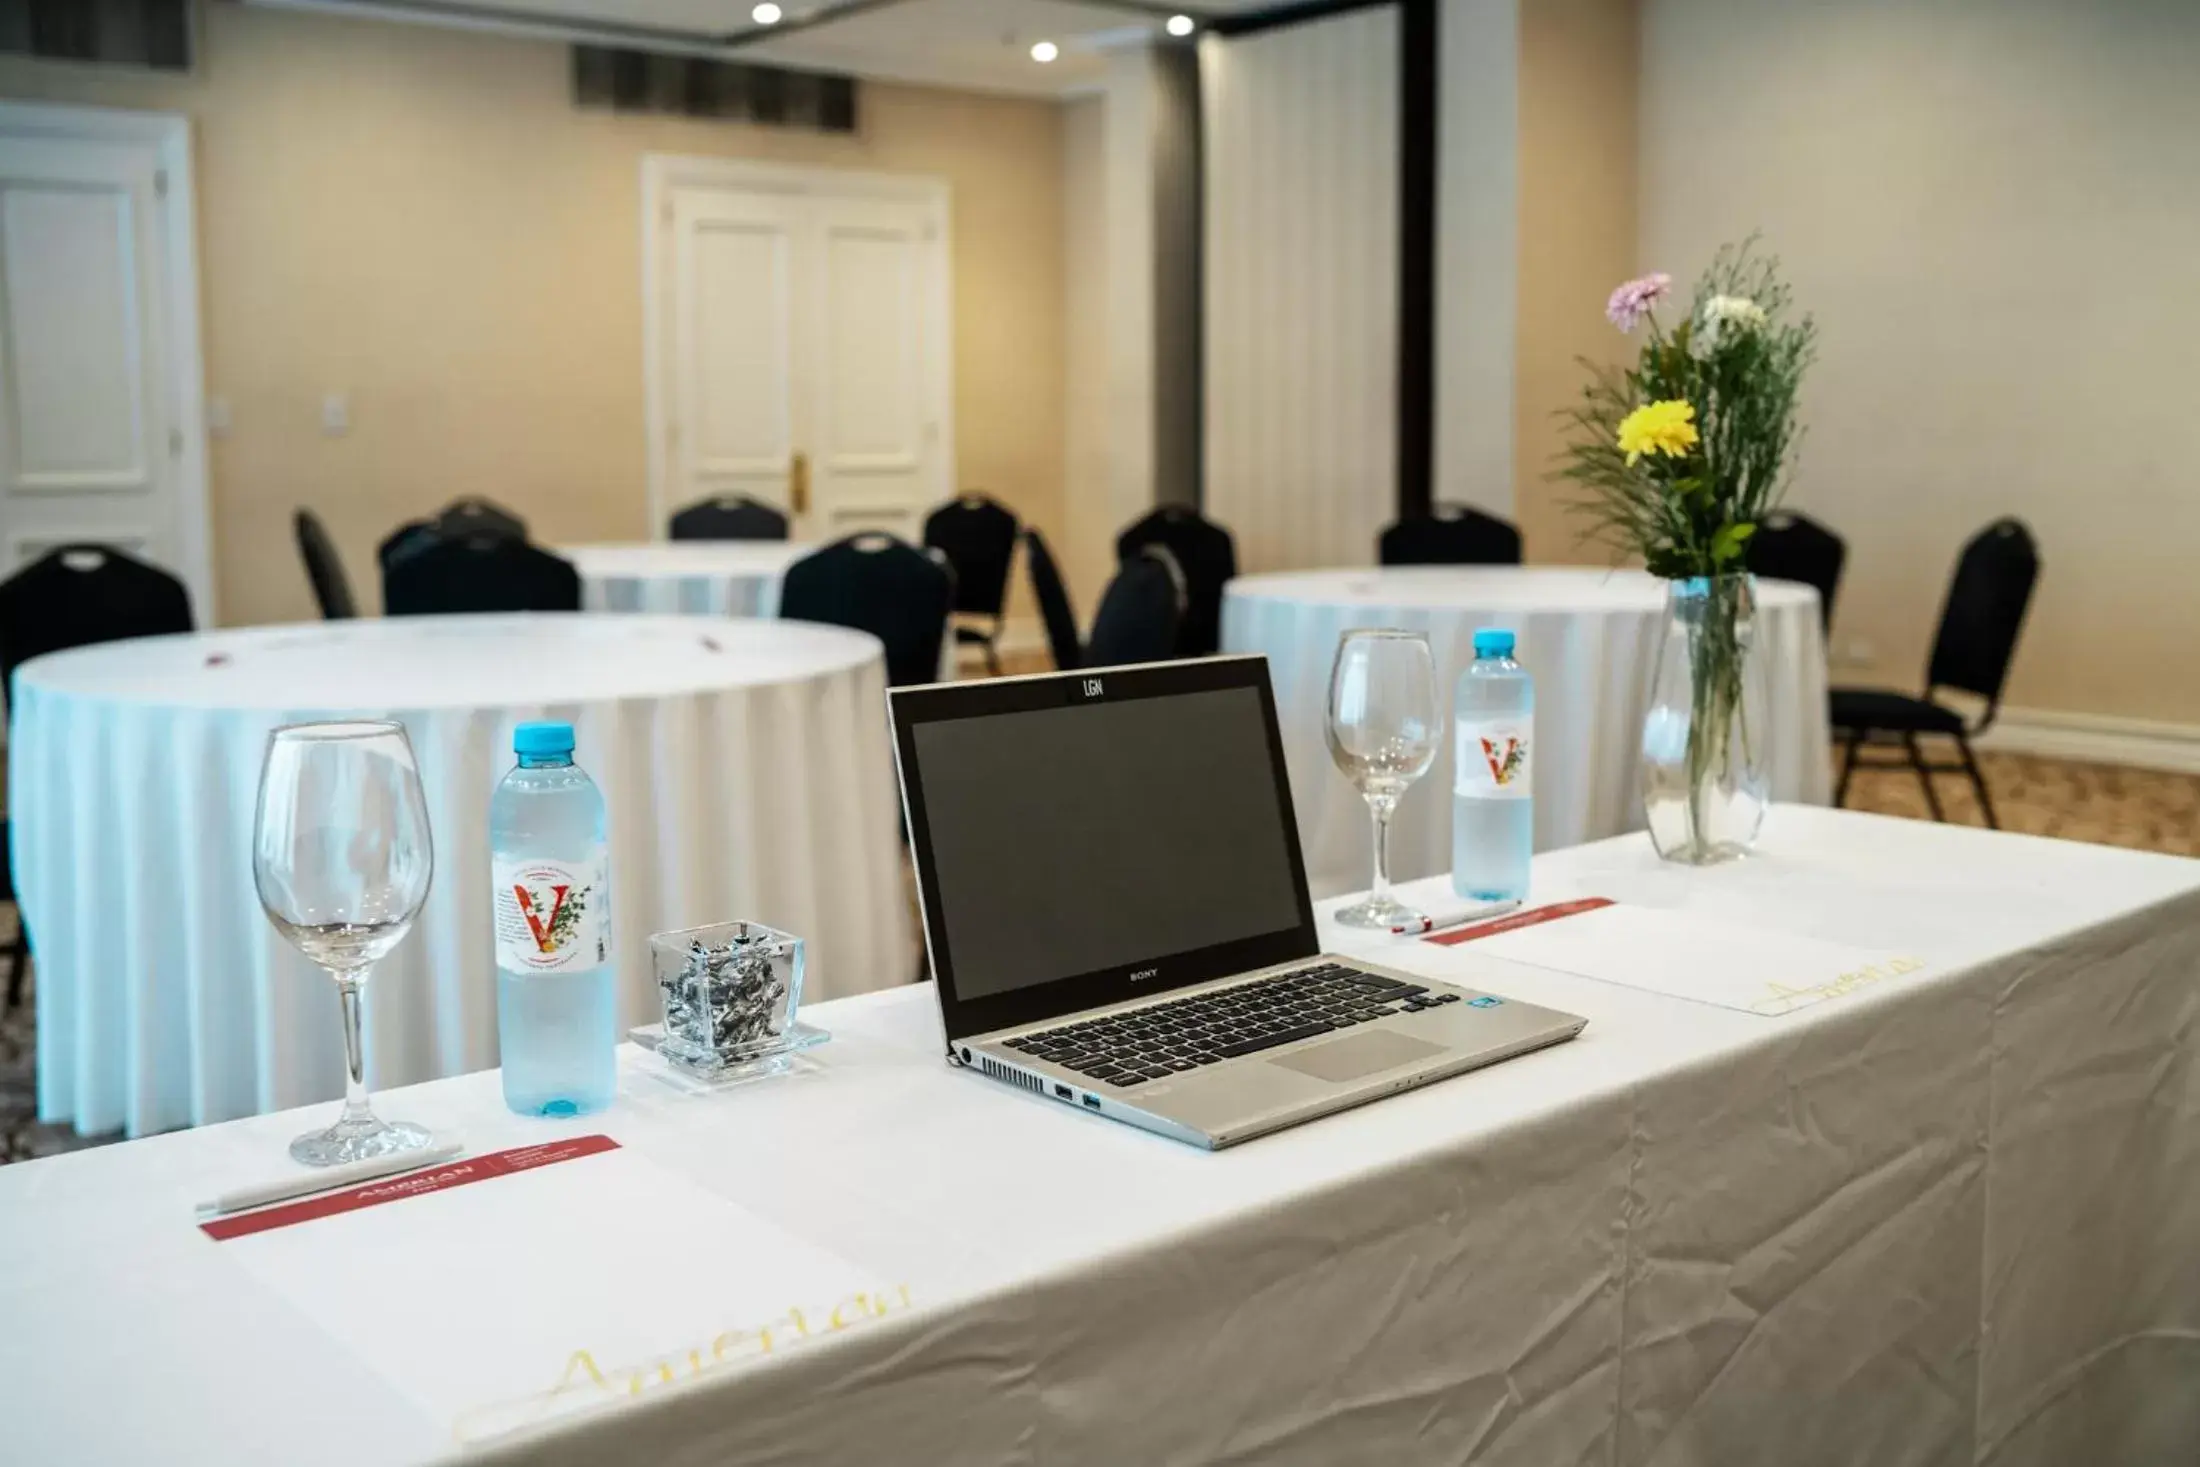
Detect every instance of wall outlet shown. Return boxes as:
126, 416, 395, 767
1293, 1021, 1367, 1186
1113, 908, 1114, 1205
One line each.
1831, 636, 1876, 672
321, 392, 350, 436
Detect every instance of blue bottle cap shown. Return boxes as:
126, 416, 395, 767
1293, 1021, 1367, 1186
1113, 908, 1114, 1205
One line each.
513, 720, 575, 757
1472, 628, 1516, 659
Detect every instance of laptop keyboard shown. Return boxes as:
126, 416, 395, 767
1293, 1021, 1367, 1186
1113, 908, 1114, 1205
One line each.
1001, 962, 1464, 1089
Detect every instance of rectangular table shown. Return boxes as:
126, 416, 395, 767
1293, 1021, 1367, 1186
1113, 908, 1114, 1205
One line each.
4, 807, 2196, 1465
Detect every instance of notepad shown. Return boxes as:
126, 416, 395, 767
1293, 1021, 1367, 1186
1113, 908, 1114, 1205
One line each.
215, 1138, 909, 1446
1455, 901, 1928, 1016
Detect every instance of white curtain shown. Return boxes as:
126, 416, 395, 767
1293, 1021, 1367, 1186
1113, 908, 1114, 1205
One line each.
1201, 12, 1400, 573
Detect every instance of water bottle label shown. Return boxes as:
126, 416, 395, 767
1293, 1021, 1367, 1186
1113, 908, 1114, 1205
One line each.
494, 855, 609, 972
1457, 720, 1532, 800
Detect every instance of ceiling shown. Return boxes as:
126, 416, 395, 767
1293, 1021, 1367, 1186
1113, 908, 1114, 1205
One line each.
275, 0, 1251, 98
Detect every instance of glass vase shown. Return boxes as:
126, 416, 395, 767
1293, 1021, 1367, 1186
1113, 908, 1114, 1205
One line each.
1640, 574, 1771, 864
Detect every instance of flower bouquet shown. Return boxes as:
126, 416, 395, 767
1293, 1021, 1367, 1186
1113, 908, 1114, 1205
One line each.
1559, 241, 1816, 862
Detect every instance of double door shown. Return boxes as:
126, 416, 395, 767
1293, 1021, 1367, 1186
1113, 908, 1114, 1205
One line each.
647, 158, 952, 544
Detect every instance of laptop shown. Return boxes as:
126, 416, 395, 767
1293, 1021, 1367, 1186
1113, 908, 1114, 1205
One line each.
888, 655, 1587, 1150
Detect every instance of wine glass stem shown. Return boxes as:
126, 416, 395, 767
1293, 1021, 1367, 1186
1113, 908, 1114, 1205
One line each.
1368, 798, 1396, 905
332, 970, 376, 1126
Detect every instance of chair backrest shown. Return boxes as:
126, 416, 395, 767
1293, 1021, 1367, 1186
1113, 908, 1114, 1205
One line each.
1020, 528, 1083, 673
1746, 510, 1846, 632
669, 496, 789, 542
292, 508, 357, 620
923, 493, 1020, 619
0, 544, 195, 689
377, 518, 439, 571
1085, 550, 1185, 670
1115, 505, 1236, 657
433, 496, 527, 544
1925, 517, 2040, 716
778, 533, 954, 688
382, 535, 581, 615
1377, 505, 1523, 566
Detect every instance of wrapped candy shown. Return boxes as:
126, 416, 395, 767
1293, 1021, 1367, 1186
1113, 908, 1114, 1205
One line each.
648, 921, 804, 1074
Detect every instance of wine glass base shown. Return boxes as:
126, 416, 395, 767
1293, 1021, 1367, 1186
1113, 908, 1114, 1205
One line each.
1332, 895, 1424, 930
289, 1115, 435, 1168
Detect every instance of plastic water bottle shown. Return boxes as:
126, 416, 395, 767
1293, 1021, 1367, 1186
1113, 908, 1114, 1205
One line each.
491, 720, 616, 1117
1453, 628, 1534, 902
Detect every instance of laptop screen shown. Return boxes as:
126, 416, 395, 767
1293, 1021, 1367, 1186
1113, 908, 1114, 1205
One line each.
892, 659, 1318, 1043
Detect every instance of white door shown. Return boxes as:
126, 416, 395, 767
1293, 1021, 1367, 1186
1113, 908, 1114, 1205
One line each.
646, 157, 951, 544
0, 104, 210, 615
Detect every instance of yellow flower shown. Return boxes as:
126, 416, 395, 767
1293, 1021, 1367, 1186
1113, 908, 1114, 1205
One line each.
1616, 399, 1700, 466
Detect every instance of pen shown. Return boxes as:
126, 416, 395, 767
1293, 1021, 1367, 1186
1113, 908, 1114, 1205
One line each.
194, 1137, 467, 1220
1391, 900, 1522, 937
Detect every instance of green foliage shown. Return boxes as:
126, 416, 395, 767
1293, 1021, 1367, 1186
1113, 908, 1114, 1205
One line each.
1557, 239, 1816, 578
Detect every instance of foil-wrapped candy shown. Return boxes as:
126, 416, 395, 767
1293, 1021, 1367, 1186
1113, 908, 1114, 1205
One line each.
659, 930, 789, 1058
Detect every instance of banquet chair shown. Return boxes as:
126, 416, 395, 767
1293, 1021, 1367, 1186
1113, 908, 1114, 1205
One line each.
1117, 505, 1237, 657
434, 496, 527, 543
1378, 505, 1523, 566
1021, 528, 1086, 672
924, 493, 1020, 675
292, 508, 358, 619
377, 517, 440, 572
1747, 510, 1846, 633
1085, 551, 1185, 670
0, 544, 194, 1012
669, 495, 789, 542
1831, 518, 2040, 828
382, 534, 582, 615
779, 533, 953, 688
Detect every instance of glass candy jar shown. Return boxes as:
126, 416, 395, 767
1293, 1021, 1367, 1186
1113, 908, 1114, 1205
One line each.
648, 921, 805, 1074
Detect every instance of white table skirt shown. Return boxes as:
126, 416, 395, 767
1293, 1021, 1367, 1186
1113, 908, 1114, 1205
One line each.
2, 808, 2193, 1465
1223, 566, 1833, 896
9, 613, 913, 1138
565, 541, 811, 620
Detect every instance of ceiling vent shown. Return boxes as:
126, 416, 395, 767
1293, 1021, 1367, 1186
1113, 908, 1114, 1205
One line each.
573, 45, 857, 134
0, 0, 191, 71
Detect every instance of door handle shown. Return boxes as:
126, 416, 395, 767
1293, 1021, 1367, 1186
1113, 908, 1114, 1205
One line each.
790, 451, 810, 517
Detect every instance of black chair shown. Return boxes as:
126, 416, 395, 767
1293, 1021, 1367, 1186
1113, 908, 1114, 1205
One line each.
1022, 528, 1085, 672
0, 544, 195, 1011
433, 496, 527, 543
669, 495, 789, 542
1831, 518, 2040, 828
779, 533, 954, 688
293, 509, 357, 620
1748, 510, 1846, 633
1086, 551, 1185, 669
377, 517, 440, 573
382, 534, 581, 615
924, 494, 1020, 675
1117, 505, 1236, 657
1378, 505, 1523, 566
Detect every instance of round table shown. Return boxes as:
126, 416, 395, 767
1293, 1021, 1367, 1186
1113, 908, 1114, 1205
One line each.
565, 541, 812, 618
10, 613, 913, 1137
1222, 567, 1831, 897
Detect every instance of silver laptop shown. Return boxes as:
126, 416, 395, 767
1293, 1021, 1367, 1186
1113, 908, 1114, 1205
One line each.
888, 655, 1586, 1150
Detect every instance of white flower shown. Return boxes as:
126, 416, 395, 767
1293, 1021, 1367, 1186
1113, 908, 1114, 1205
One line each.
1690, 293, 1769, 359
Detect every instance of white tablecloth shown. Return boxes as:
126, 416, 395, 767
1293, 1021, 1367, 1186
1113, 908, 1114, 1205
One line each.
8, 613, 913, 1138
3, 808, 2194, 1465
565, 541, 812, 619
1223, 566, 1833, 896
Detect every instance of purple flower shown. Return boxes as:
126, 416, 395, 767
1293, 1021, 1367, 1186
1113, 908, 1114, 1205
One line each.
1605, 272, 1672, 333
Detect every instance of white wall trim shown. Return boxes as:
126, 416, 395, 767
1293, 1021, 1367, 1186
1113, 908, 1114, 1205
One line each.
0, 101, 215, 623
1975, 707, 2200, 775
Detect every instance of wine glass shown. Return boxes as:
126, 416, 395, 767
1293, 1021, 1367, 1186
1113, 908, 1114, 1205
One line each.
253, 720, 436, 1166
1325, 629, 1442, 929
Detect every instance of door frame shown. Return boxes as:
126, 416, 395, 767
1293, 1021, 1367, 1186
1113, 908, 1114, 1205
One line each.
0, 101, 214, 621
639, 153, 954, 541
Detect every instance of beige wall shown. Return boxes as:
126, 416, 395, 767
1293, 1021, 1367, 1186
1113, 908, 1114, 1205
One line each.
1514, 0, 1637, 562
0, 3, 1065, 626
1059, 93, 1112, 613
1641, 0, 2200, 721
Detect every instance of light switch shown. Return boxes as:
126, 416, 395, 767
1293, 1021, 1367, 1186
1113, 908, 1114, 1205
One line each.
322, 392, 350, 436
206, 397, 232, 436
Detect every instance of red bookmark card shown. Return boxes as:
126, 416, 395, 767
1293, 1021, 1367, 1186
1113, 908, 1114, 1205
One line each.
201, 1134, 620, 1242
1425, 897, 1614, 947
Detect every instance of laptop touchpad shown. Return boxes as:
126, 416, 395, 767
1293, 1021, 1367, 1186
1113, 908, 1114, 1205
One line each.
1269, 1031, 1443, 1083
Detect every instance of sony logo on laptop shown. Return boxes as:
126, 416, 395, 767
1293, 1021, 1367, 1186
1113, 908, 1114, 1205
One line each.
1128, 967, 1159, 982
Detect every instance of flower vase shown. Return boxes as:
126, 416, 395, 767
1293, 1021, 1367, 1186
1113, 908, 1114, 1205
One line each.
1640, 574, 1770, 864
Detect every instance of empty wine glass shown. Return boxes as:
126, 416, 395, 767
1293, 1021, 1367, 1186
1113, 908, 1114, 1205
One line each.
1326, 629, 1442, 929
253, 720, 436, 1166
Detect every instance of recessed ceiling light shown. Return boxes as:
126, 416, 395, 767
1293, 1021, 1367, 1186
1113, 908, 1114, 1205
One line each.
752, 2, 782, 22
1166, 14, 1195, 36
1030, 40, 1059, 63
